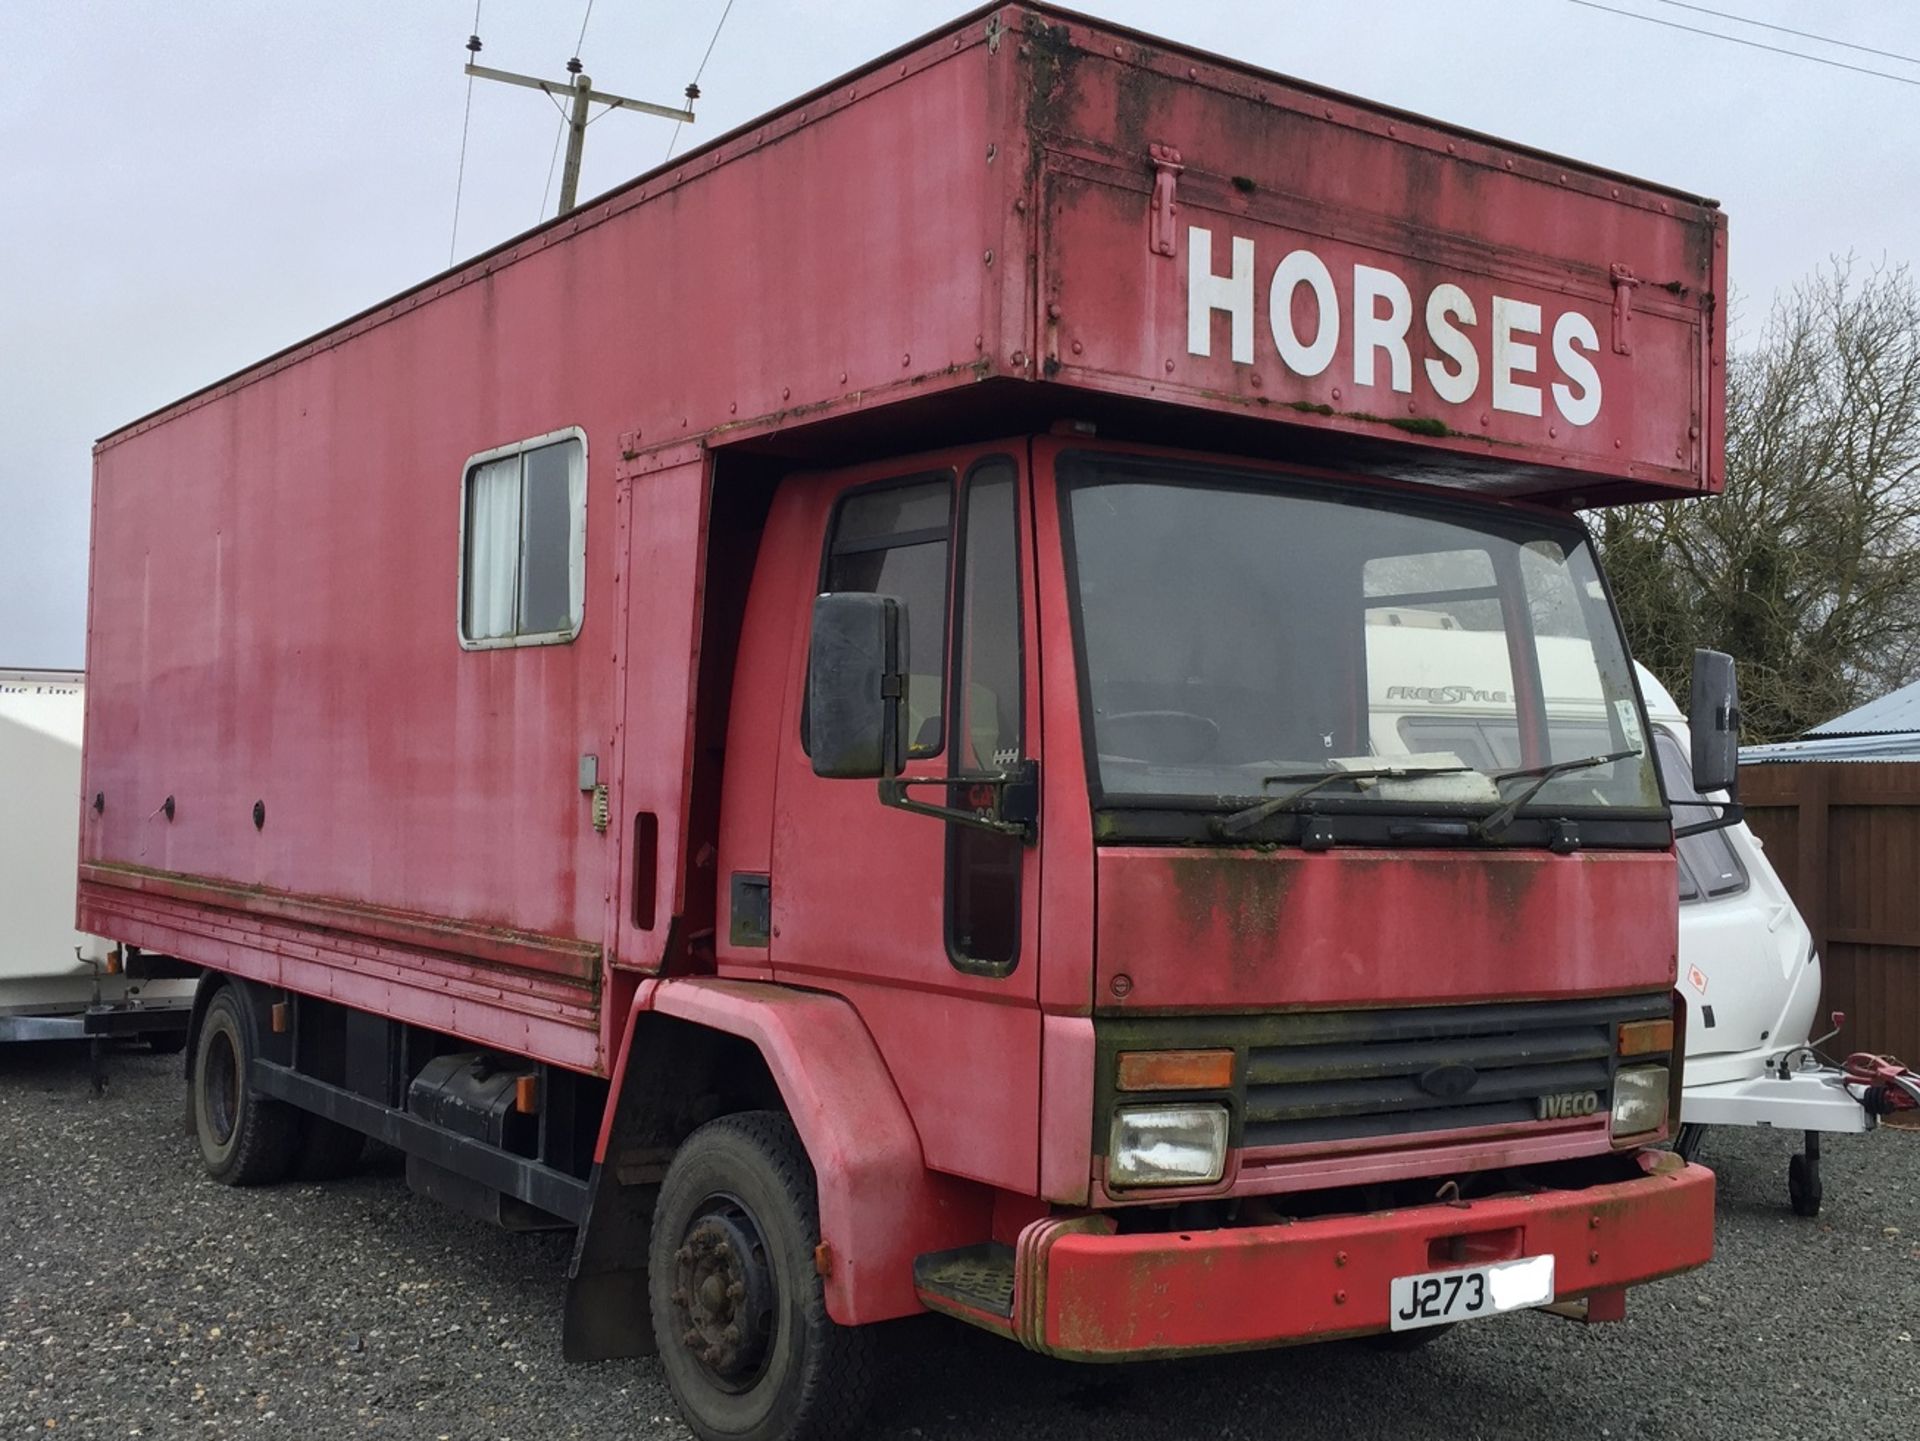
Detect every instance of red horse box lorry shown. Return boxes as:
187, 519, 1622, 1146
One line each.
81, 6, 1729, 1437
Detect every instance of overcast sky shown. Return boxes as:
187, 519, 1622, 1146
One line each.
3, 1, 1916, 669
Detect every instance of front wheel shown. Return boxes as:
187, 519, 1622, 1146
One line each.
190, 985, 299, 1186
649, 1112, 874, 1441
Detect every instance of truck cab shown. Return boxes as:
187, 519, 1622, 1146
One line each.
711, 431, 1710, 1357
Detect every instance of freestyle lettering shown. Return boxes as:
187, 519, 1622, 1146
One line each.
1385, 685, 1513, 705
1186, 226, 1603, 427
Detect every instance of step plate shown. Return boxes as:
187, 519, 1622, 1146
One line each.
914, 1242, 1016, 1329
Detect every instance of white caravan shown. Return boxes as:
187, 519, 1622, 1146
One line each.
1363, 617, 1900, 1215
0, 669, 192, 1049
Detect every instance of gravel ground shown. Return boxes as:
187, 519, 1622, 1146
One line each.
3, 1042, 1916, 1441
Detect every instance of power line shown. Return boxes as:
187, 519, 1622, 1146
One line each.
665, 0, 737, 160
1647, 1, 1920, 68
540, 100, 568, 220
448, 0, 485, 268
1566, 0, 1920, 88
573, 0, 598, 59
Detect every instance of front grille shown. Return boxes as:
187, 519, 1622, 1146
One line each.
1241, 995, 1667, 1150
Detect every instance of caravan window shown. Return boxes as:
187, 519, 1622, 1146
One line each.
1653, 729, 1748, 901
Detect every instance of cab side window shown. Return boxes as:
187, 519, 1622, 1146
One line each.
818, 476, 953, 757
947, 460, 1023, 973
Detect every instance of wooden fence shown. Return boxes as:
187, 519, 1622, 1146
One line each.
1739, 762, 1920, 1063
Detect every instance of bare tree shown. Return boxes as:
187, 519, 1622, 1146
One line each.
1595, 260, 1920, 743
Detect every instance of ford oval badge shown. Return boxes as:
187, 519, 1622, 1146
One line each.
1417, 1063, 1479, 1100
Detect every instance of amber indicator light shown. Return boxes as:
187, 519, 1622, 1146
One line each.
1116, 1048, 1236, 1092
1617, 1018, 1674, 1057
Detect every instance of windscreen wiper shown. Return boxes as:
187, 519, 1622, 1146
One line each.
1475, 748, 1642, 840
1211, 764, 1477, 839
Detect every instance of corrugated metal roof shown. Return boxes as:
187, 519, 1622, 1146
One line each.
1749, 678, 1920, 761
1808, 678, 1920, 736
1744, 731, 1920, 763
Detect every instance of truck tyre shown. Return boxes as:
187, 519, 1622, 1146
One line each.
190, 986, 299, 1186
649, 1111, 874, 1441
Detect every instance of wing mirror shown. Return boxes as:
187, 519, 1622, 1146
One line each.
1688, 648, 1741, 796
807, 593, 905, 780
806, 591, 1037, 840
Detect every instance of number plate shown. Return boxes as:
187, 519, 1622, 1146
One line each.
1388, 1254, 1555, 1331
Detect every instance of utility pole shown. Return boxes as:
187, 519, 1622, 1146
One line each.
464, 36, 697, 217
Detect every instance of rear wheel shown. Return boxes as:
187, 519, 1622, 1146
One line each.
649, 1111, 874, 1441
190, 986, 299, 1186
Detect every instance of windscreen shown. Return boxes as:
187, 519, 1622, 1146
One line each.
1063, 458, 1661, 821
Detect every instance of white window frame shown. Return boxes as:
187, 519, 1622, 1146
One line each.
457, 426, 588, 651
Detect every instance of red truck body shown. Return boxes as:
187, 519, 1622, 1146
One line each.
81, 6, 1725, 1434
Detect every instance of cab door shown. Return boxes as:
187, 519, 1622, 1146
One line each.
767, 446, 1041, 1193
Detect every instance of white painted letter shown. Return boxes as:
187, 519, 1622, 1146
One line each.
1551, 310, 1603, 427
1352, 264, 1413, 392
1268, 249, 1340, 377
1423, 283, 1479, 405
1491, 297, 1542, 417
1187, 226, 1255, 364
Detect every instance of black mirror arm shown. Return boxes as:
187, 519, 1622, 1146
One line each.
877, 759, 1039, 842
1673, 799, 1745, 839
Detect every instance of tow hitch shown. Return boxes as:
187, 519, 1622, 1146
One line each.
1680, 1012, 1920, 1218
1839, 1050, 1920, 1118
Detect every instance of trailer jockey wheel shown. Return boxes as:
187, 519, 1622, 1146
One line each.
190, 985, 299, 1187
649, 1111, 874, 1441
1788, 1131, 1823, 1219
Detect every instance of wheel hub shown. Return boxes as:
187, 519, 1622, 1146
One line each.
205, 1028, 239, 1145
670, 1200, 776, 1389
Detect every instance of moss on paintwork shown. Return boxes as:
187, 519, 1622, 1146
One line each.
1163, 849, 1298, 955
1022, 13, 1080, 169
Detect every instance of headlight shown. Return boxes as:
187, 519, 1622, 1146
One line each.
1108, 1103, 1229, 1187
1611, 1065, 1670, 1138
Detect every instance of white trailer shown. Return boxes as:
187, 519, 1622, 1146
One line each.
1362, 621, 1914, 1215
1632, 668, 1916, 1213
1, 668, 193, 1050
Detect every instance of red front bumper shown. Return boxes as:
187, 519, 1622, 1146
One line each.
1009, 1154, 1714, 1359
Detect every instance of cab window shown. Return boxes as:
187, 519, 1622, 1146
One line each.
815, 475, 953, 757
